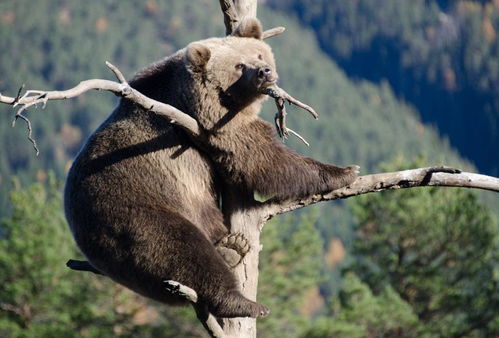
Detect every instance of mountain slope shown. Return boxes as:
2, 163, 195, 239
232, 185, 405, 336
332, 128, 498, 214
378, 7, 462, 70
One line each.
0, 1, 477, 223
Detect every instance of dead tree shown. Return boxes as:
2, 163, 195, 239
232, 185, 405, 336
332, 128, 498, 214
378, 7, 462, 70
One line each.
1, 1, 499, 337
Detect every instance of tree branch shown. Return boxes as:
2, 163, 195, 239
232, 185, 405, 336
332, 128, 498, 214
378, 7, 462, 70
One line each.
1, 64, 315, 155
165, 281, 226, 338
262, 26, 286, 40
262, 166, 499, 219
66, 260, 225, 338
218, 0, 284, 39
0, 62, 201, 153
219, 0, 240, 35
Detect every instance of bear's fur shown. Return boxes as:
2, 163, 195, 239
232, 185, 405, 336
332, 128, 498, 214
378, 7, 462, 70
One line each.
64, 18, 358, 318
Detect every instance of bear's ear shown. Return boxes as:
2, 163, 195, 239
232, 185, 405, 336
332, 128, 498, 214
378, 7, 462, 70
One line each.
185, 43, 211, 72
232, 18, 263, 40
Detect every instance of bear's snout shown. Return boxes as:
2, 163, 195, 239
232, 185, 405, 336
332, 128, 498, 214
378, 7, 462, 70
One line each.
257, 66, 277, 85
258, 67, 272, 78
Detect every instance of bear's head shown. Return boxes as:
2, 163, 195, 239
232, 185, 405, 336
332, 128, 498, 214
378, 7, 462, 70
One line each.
183, 18, 277, 124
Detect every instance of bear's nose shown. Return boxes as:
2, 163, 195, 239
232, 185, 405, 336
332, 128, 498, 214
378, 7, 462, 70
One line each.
258, 67, 273, 79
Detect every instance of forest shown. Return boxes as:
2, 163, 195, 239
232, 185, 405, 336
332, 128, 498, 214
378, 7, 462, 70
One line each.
0, 0, 497, 337
268, 0, 499, 177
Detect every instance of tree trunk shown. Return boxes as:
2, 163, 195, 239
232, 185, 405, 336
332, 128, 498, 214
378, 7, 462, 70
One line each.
219, 4, 262, 337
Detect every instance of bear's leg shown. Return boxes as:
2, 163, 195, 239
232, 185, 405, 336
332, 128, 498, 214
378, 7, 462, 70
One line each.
133, 210, 268, 318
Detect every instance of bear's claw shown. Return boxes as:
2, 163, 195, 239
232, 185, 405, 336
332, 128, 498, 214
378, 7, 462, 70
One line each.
348, 165, 361, 175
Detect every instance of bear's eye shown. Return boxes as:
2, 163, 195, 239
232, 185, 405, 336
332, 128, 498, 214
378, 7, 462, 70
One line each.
258, 54, 263, 60
235, 63, 246, 70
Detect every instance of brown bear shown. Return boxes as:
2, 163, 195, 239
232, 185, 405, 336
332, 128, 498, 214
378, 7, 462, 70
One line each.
64, 18, 358, 319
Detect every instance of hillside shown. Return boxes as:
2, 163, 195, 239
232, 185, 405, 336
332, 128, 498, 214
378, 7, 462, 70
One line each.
0, 1, 469, 219
268, 0, 499, 176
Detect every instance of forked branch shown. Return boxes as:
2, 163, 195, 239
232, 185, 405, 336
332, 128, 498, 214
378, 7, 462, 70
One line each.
261, 85, 318, 145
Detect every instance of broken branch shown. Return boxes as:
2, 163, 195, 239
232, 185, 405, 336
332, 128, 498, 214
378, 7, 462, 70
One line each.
66, 259, 103, 275
164, 281, 225, 338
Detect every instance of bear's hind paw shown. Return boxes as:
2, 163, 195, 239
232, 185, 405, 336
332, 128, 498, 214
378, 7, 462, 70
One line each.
216, 232, 250, 268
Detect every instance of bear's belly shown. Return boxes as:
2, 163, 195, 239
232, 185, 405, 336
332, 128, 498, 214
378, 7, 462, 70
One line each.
64, 138, 223, 270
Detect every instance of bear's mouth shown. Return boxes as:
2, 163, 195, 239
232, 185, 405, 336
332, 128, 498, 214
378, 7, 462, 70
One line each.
256, 74, 278, 90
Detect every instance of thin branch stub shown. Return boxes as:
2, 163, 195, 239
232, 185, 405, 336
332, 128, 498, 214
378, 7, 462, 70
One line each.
262, 26, 285, 39
66, 259, 103, 275
106, 61, 127, 84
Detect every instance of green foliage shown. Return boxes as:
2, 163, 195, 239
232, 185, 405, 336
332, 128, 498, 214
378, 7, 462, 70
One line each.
0, 176, 110, 336
0, 178, 206, 337
258, 211, 325, 337
301, 273, 420, 338
347, 157, 499, 337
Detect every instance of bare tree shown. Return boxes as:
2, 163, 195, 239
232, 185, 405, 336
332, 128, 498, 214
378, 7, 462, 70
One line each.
2, 1, 499, 337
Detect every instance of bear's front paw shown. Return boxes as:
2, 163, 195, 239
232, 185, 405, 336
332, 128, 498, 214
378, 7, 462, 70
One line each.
216, 233, 250, 268
325, 164, 361, 191
342, 164, 360, 186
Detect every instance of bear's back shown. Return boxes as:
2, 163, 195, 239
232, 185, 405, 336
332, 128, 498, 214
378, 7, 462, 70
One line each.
64, 52, 224, 264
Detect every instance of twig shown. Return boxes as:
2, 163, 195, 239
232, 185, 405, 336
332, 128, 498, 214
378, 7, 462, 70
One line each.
286, 128, 309, 146
263, 85, 316, 145
12, 112, 39, 155
105, 61, 127, 84
13, 84, 26, 105
66, 259, 103, 275
3, 84, 41, 155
